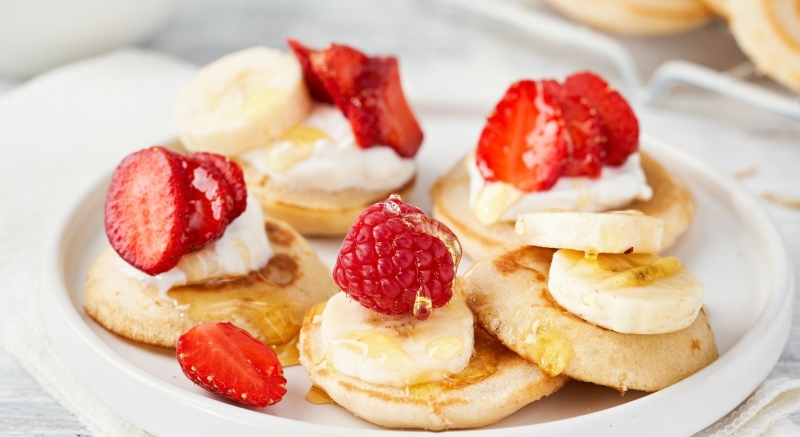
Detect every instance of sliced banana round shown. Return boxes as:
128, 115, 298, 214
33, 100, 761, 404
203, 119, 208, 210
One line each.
515, 209, 663, 254
548, 249, 703, 335
320, 292, 474, 387
175, 47, 313, 156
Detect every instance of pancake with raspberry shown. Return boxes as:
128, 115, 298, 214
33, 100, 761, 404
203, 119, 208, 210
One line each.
430, 73, 694, 261
299, 196, 567, 430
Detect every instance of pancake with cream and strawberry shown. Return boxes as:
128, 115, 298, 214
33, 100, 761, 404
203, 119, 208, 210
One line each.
299, 196, 567, 430
175, 40, 422, 236
431, 72, 695, 261
462, 210, 717, 393
84, 147, 338, 361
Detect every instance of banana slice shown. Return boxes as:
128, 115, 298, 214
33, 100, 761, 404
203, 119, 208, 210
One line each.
515, 209, 663, 254
320, 292, 474, 387
175, 47, 313, 156
548, 249, 703, 334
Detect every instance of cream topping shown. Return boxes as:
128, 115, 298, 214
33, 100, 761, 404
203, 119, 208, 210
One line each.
239, 104, 415, 192
115, 194, 273, 300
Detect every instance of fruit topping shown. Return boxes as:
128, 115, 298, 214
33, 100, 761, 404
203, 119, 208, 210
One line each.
546, 81, 606, 178
286, 39, 333, 104
287, 39, 423, 158
105, 147, 250, 275
105, 147, 190, 275
562, 71, 638, 166
190, 152, 247, 222
475, 80, 568, 192
182, 157, 231, 252
475, 72, 640, 192
332, 195, 461, 321
177, 322, 287, 407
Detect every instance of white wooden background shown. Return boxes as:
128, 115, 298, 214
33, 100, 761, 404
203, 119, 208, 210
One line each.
2, 0, 799, 434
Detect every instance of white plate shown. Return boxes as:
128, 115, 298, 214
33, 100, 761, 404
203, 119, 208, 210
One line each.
43, 105, 793, 436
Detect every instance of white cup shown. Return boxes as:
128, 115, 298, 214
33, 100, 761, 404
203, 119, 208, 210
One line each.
0, 0, 176, 79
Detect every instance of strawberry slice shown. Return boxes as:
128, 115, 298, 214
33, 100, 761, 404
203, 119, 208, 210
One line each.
286, 39, 333, 104
105, 147, 190, 275
190, 153, 247, 223
308, 43, 368, 112
182, 157, 231, 252
543, 81, 606, 178
348, 57, 424, 158
563, 72, 638, 166
177, 322, 287, 407
475, 80, 568, 192
287, 39, 423, 158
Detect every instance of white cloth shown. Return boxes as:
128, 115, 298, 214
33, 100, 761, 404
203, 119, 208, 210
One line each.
0, 48, 195, 437
0, 49, 797, 437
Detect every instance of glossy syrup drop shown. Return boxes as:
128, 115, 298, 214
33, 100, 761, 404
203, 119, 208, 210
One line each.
305, 385, 334, 405
412, 293, 433, 321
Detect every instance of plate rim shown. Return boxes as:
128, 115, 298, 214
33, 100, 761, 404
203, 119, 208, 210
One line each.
42, 133, 794, 436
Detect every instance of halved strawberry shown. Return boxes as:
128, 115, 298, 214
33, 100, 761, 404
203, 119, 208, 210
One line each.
348, 57, 424, 158
182, 157, 231, 252
177, 322, 287, 407
543, 80, 606, 178
563, 72, 638, 166
286, 39, 333, 104
105, 147, 190, 275
190, 153, 247, 223
475, 80, 568, 192
288, 39, 424, 158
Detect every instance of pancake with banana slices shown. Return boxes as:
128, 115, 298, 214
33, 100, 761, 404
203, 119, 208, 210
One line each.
461, 244, 717, 393
175, 42, 423, 237
298, 299, 569, 430
85, 215, 338, 353
431, 152, 695, 261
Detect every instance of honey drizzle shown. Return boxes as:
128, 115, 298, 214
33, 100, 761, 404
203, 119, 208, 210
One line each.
305, 385, 335, 405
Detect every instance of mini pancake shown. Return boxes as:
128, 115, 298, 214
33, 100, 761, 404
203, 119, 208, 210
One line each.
298, 300, 568, 431
461, 244, 717, 393
84, 216, 339, 352
728, 0, 800, 93
239, 158, 416, 236
431, 152, 695, 261
544, 0, 712, 35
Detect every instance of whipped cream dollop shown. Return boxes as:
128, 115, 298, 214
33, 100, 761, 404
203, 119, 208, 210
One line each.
468, 152, 653, 223
239, 104, 416, 192
115, 194, 273, 300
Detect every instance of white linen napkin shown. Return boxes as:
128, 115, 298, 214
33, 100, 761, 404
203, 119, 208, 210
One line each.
0, 49, 797, 437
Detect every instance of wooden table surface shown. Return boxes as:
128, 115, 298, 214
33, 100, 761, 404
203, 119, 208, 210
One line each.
2, 0, 799, 435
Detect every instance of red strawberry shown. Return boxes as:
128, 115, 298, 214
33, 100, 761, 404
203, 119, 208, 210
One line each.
182, 157, 231, 252
177, 322, 287, 407
286, 39, 333, 103
287, 39, 424, 158
308, 43, 368, 111
190, 153, 247, 223
563, 72, 638, 166
475, 80, 568, 192
348, 57, 424, 158
332, 195, 460, 321
543, 80, 606, 178
105, 147, 190, 275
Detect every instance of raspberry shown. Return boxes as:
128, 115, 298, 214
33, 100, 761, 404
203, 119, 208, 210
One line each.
332, 195, 461, 320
